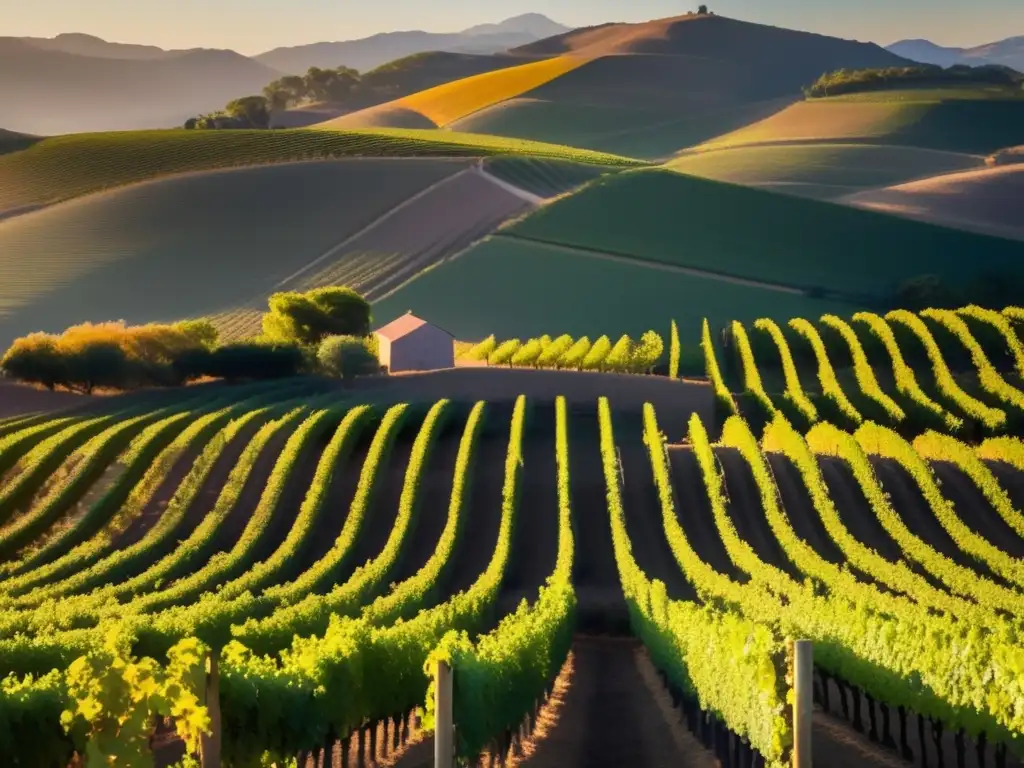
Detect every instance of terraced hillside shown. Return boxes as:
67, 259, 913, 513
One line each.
2, 364, 1023, 766
331, 14, 907, 160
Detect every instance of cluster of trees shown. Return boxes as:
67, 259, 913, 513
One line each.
805, 64, 1024, 98
0, 287, 381, 392
892, 272, 1024, 312
182, 53, 480, 129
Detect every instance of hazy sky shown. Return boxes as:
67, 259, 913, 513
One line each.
2, 0, 1022, 53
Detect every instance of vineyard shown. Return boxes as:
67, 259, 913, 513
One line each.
0, 297, 1021, 766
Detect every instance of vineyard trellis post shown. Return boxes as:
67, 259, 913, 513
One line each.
435, 659, 454, 768
793, 639, 813, 768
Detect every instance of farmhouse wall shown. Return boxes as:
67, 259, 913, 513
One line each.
381, 323, 453, 372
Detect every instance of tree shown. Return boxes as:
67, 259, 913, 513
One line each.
0, 334, 67, 390
304, 66, 360, 102
669, 320, 681, 378
63, 342, 131, 394
318, 335, 379, 380
225, 96, 270, 129
262, 287, 372, 346
176, 342, 307, 383
698, 4, 709, 13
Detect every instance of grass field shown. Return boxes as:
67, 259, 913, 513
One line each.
0, 159, 469, 347
0, 128, 643, 212
668, 143, 983, 198
503, 169, 1024, 300
0, 129, 40, 157
698, 92, 1024, 155
371, 234, 861, 346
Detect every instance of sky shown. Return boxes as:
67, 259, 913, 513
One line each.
1, 0, 1021, 54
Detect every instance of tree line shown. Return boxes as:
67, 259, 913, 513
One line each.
0, 287, 379, 392
805, 64, 1024, 99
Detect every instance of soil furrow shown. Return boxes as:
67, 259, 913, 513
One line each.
714, 447, 803, 580
666, 446, 746, 581
930, 460, 1024, 558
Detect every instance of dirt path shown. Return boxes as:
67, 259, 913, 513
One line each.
869, 457, 1004, 581
497, 407, 560, 617
437, 406, 510, 598
385, 414, 466, 586
570, 411, 628, 634
518, 636, 715, 768
929, 460, 1024, 558
714, 447, 802, 579
665, 446, 747, 580
616, 414, 695, 600
113, 434, 216, 548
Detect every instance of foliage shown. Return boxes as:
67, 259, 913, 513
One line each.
262, 286, 372, 346
176, 341, 308, 383
669, 320, 681, 379
805, 64, 1024, 98
317, 335, 379, 380
463, 335, 496, 361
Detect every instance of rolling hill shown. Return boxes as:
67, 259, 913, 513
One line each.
330, 14, 910, 159
12, 32, 173, 60
842, 164, 1024, 241
0, 38, 281, 135
373, 168, 1024, 341
253, 13, 571, 74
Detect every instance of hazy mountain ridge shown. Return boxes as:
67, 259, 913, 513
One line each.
253, 13, 571, 73
887, 35, 1024, 72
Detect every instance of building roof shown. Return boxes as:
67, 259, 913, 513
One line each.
374, 312, 453, 342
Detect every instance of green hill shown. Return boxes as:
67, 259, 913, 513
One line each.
504, 169, 1024, 300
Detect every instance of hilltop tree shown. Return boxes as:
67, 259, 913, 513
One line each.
263, 74, 308, 112
697, 4, 709, 13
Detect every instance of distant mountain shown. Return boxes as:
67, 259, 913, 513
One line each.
0, 38, 281, 135
16, 32, 172, 60
887, 36, 1024, 73
254, 13, 570, 74
460, 13, 570, 39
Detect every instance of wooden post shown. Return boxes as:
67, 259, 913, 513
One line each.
435, 659, 454, 768
201, 650, 222, 768
793, 640, 813, 768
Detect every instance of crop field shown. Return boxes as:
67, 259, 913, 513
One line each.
0, 159, 480, 348
480, 156, 621, 197
713, 304, 1024, 438
2, 349, 1024, 766
699, 93, 1024, 155
0, 128, 642, 213
668, 143, 983, 199
210, 167, 533, 341
371, 234, 862, 345
504, 169, 1024, 302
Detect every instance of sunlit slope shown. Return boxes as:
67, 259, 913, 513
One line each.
669, 143, 982, 200
843, 164, 1024, 241
504, 169, 1024, 299
0, 160, 467, 347
316, 54, 592, 130
372, 235, 860, 342
699, 91, 1024, 155
0, 128, 641, 213
447, 14, 907, 159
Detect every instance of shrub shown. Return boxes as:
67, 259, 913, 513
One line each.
0, 334, 67, 390
317, 335, 379, 380
175, 341, 307, 383
262, 287, 372, 346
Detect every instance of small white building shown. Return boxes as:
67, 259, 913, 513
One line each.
374, 312, 454, 373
